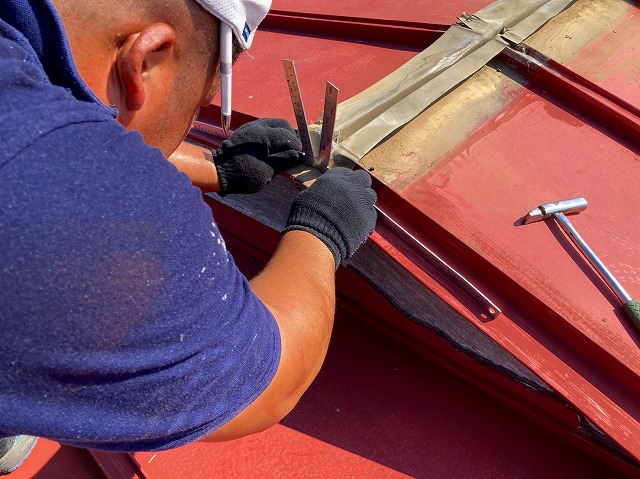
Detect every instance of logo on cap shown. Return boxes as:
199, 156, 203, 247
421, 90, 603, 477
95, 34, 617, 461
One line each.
242, 23, 251, 41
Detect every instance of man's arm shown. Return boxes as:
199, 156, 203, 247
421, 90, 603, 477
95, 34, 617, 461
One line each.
200, 167, 377, 442
202, 230, 336, 441
169, 119, 375, 442
167, 141, 220, 193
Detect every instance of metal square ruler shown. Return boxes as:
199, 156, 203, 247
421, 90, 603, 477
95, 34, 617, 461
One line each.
282, 59, 338, 172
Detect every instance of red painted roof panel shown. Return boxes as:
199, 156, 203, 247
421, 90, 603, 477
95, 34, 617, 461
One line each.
547, 5, 640, 110
131, 318, 621, 479
270, 0, 495, 25
226, 30, 420, 125
403, 89, 640, 364
197, 0, 640, 466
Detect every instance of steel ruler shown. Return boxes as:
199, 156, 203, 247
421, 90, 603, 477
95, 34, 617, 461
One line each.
317, 81, 339, 171
282, 59, 339, 171
282, 60, 315, 166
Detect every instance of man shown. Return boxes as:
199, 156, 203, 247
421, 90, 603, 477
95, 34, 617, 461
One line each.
0, 0, 377, 473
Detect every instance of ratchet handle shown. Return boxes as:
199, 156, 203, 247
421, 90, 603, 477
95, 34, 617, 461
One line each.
622, 299, 640, 333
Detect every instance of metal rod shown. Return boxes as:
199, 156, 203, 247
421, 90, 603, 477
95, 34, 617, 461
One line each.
192, 119, 226, 137
554, 212, 631, 303
375, 205, 502, 319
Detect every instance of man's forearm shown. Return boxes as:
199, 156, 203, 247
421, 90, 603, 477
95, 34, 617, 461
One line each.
168, 141, 220, 193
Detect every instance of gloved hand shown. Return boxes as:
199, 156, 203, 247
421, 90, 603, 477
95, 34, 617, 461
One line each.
214, 118, 303, 195
283, 167, 377, 269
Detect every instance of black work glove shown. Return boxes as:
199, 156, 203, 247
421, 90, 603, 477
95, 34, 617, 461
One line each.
214, 118, 303, 195
284, 167, 378, 269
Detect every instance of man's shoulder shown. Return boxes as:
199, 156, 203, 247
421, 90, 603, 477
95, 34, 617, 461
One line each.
0, 56, 116, 170
4, 114, 200, 222
0, 16, 117, 164
0, 16, 74, 113
0, 14, 39, 66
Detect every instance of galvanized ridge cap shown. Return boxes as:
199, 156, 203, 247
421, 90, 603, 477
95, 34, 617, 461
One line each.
331, 25, 484, 140
501, 0, 577, 45
473, 0, 551, 31
329, 0, 575, 162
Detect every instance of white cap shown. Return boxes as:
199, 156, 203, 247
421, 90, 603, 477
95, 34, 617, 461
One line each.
193, 0, 272, 50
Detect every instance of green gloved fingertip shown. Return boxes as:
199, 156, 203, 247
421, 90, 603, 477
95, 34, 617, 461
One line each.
622, 299, 640, 333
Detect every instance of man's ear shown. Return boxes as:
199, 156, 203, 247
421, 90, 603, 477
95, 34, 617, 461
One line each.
117, 23, 177, 112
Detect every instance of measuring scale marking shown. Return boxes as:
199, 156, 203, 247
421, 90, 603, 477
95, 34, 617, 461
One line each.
282, 60, 315, 166
317, 81, 339, 171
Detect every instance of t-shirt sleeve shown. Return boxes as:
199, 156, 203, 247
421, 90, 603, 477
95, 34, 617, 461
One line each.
0, 118, 281, 451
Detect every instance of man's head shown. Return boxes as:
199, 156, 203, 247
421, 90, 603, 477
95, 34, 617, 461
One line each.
51, 0, 270, 157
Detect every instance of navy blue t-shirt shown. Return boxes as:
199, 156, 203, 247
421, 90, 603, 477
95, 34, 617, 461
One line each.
0, 0, 280, 451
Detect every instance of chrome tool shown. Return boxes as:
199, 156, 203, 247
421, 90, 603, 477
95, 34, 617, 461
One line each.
524, 197, 640, 333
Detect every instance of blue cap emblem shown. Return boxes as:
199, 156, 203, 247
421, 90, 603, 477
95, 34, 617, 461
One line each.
242, 23, 251, 41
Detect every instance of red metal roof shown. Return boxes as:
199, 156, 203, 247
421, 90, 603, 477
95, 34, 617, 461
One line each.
270, 0, 495, 24
198, 0, 640, 470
